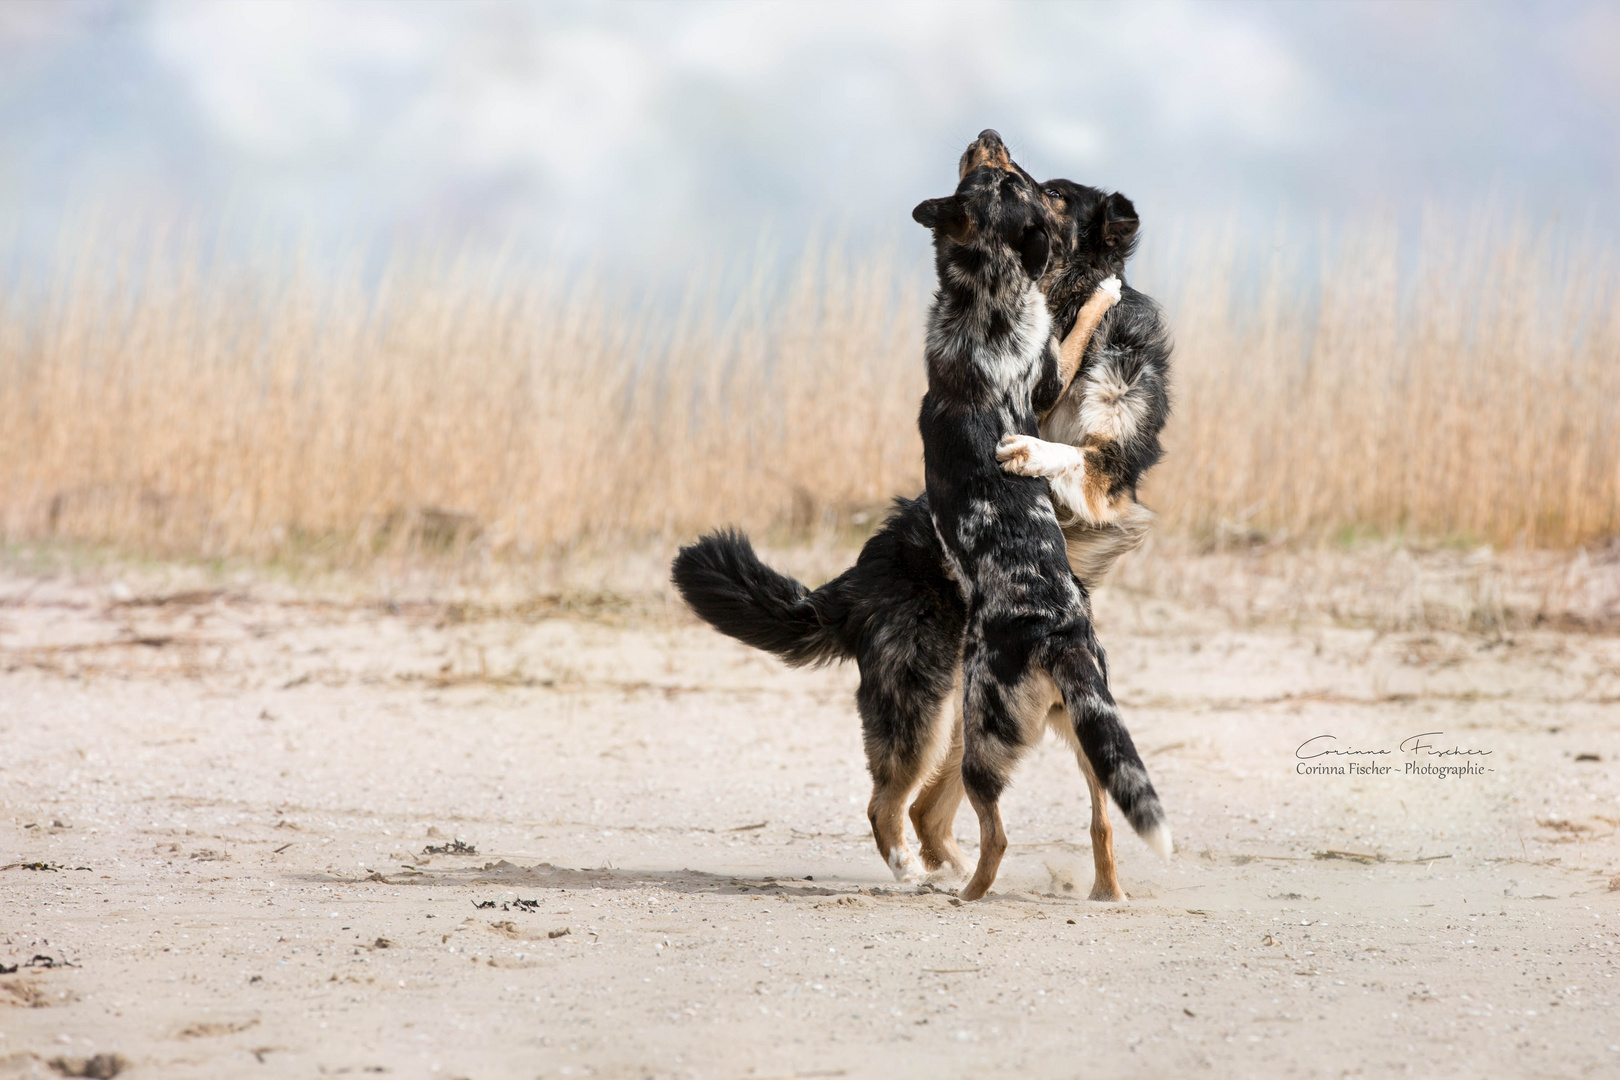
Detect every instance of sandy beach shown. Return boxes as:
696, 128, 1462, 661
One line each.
3, 559, 1619, 1078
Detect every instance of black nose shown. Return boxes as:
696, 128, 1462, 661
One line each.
976, 129, 1004, 147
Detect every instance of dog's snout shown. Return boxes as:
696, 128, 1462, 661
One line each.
958, 129, 1013, 179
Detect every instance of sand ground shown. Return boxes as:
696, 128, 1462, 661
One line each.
2, 559, 1619, 1079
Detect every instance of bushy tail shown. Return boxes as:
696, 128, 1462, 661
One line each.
670, 529, 854, 667
1047, 638, 1172, 858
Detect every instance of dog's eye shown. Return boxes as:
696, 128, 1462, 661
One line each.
1044, 188, 1061, 199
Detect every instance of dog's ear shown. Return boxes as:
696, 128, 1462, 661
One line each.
913, 197, 970, 241
1018, 225, 1051, 279
911, 197, 949, 229
1102, 192, 1139, 251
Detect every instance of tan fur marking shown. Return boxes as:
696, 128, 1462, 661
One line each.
866, 785, 912, 880
960, 788, 1007, 902
1040, 703, 1124, 900
909, 706, 967, 876
1042, 285, 1121, 422
1075, 750, 1125, 901
958, 142, 1014, 179
866, 674, 959, 881
1062, 501, 1155, 588
960, 672, 1062, 900
1039, 447, 1126, 531
1078, 449, 1125, 522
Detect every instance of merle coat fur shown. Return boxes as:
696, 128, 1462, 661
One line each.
672, 133, 1171, 902
1025, 179, 1172, 584
907, 131, 1168, 900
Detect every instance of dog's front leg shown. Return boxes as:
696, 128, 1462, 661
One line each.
1044, 275, 1122, 414
996, 435, 1114, 527
996, 434, 1089, 521
996, 433, 1082, 477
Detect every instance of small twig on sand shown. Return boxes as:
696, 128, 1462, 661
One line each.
1315, 849, 1382, 863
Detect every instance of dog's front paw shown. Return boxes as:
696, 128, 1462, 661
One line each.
1097, 275, 1122, 303
996, 434, 1036, 473
997, 434, 1080, 478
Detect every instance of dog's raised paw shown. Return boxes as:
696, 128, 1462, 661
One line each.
995, 434, 1036, 472
1098, 275, 1122, 302
997, 434, 1081, 477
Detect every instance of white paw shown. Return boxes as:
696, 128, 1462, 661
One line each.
997, 434, 1081, 478
996, 433, 1035, 472
888, 847, 924, 883
1098, 275, 1122, 302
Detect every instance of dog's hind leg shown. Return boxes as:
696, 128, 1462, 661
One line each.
909, 684, 967, 876
859, 661, 955, 884
959, 775, 1009, 902
957, 662, 1046, 901
958, 654, 1011, 902
1074, 748, 1126, 901
865, 752, 932, 883
1042, 629, 1172, 859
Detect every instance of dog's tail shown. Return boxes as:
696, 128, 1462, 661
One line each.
1063, 502, 1155, 590
670, 529, 854, 667
1048, 638, 1172, 858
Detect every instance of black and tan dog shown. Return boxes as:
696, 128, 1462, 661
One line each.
1013, 178, 1171, 583
672, 134, 1173, 900
908, 130, 1168, 900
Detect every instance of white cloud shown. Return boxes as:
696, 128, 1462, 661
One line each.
1113, 2, 1312, 145
77, 0, 1610, 271
151, 0, 430, 159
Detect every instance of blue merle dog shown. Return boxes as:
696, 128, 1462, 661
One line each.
672, 132, 1172, 901
910, 130, 1169, 899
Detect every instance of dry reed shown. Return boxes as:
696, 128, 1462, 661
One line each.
1154, 214, 1620, 547
1, 214, 1616, 564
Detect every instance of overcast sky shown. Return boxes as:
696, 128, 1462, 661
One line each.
1, 0, 1616, 280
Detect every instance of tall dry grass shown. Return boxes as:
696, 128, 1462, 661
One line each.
1, 215, 1616, 564
1157, 215, 1620, 547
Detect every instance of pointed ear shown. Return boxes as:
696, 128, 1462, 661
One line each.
1102, 192, 1139, 250
1018, 225, 1051, 279
913, 196, 970, 241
